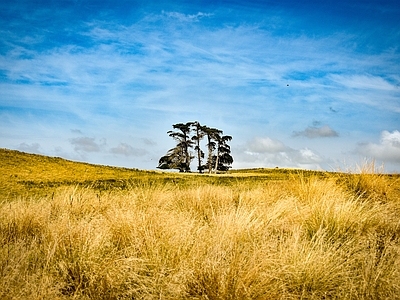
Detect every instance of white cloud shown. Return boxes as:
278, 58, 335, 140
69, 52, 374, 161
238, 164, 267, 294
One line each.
246, 137, 286, 154
18, 142, 41, 154
110, 143, 148, 157
293, 125, 339, 138
294, 148, 323, 164
70, 137, 106, 153
237, 136, 323, 170
356, 130, 400, 162
142, 138, 157, 146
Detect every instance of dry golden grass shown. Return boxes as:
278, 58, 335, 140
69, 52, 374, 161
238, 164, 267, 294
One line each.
1, 149, 400, 299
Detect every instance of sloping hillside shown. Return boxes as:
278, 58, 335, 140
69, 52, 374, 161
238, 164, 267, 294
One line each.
0, 148, 146, 198
2, 148, 398, 200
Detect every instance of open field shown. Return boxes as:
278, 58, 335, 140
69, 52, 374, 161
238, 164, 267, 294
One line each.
1, 148, 400, 299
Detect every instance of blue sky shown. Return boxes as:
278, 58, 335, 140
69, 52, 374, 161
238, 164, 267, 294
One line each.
1, 0, 399, 172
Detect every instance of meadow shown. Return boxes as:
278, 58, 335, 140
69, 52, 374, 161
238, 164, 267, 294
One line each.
1, 148, 400, 299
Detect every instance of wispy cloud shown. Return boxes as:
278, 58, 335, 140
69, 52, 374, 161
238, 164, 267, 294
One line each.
329, 74, 396, 91
110, 143, 148, 157
237, 136, 324, 170
18, 142, 41, 154
142, 138, 157, 146
2, 12, 398, 119
70, 137, 106, 153
293, 125, 339, 139
245, 137, 286, 154
162, 11, 213, 22
71, 129, 83, 134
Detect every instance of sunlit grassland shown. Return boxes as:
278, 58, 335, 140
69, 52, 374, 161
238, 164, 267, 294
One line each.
1, 148, 400, 299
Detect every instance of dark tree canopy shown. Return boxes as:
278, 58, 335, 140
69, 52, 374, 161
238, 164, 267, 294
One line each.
157, 121, 233, 173
213, 134, 233, 172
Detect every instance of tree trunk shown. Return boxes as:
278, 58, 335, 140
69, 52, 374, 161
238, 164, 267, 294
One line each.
214, 142, 220, 174
195, 125, 203, 173
207, 135, 213, 174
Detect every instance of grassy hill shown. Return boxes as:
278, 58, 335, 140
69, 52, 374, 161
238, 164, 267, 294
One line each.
1, 148, 400, 299
0, 148, 331, 199
0, 148, 148, 198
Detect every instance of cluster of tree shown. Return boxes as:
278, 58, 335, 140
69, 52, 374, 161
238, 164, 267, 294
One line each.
157, 121, 233, 173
